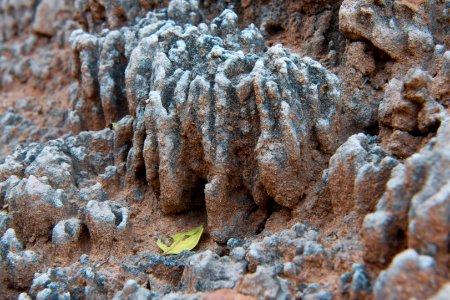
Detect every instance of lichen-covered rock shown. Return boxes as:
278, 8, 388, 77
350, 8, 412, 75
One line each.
28, 258, 128, 299
0, 211, 10, 236
6, 175, 66, 241
0, 175, 20, 207
0, 101, 76, 161
98, 30, 130, 126
115, 223, 350, 298
245, 223, 327, 274
122, 251, 193, 293
407, 120, 450, 270
341, 266, 369, 299
168, 0, 202, 25
70, 30, 107, 130
349, 263, 372, 299
0, 228, 22, 257
408, 180, 450, 265
0, 0, 449, 298
3, 250, 42, 288
25, 144, 75, 189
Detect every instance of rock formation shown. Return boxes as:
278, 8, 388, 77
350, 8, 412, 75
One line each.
69, 5, 345, 242
0, 0, 448, 299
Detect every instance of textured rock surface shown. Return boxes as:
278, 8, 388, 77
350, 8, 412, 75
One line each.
339, 0, 446, 62
0, 0, 36, 42
0, 129, 118, 256
328, 133, 398, 216
70, 4, 344, 242
0, 229, 41, 289
362, 119, 450, 268
374, 249, 439, 300
0, 0, 449, 299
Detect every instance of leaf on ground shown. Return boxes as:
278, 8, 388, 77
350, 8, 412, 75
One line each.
156, 239, 170, 252
156, 224, 204, 255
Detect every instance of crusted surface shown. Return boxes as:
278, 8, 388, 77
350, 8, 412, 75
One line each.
70, 7, 344, 242
0, 0, 449, 299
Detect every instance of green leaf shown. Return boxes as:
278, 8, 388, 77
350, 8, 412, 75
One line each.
156, 225, 204, 255
156, 239, 170, 252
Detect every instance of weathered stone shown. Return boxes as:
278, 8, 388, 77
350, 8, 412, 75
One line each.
71, 8, 343, 242
74, 0, 148, 32
1, 229, 41, 289
328, 133, 398, 216
85, 200, 129, 254
340, 0, 441, 61
379, 68, 445, 135
112, 280, 155, 300
52, 218, 83, 245
236, 266, 290, 299
0, 0, 36, 42
350, 263, 372, 299
374, 249, 439, 300
182, 250, 246, 292
32, 0, 74, 37
363, 119, 450, 267
6, 175, 66, 241
0, 0, 449, 298
168, 0, 201, 25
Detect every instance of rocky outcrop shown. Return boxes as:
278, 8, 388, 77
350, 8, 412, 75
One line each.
362, 119, 450, 269
339, 0, 446, 62
0, 130, 120, 249
1, 223, 364, 299
327, 133, 398, 217
379, 67, 446, 158
70, 5, 344, 242
182, 250, 246, 292
374, 249, 439, 300
0, 0, 77, 90
0, 0, 80, 164
0, 0, 36, 42
0, 229, 41, 289
74, 0, 157, 32
0, 0, 449, 298
338, 0, 449, 136
0, 102, 79, 160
